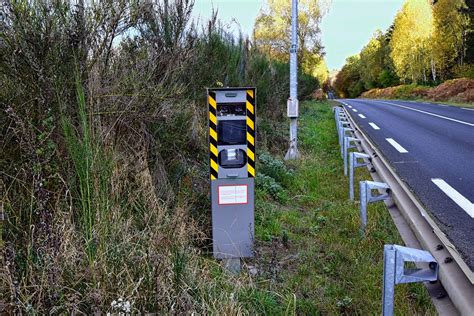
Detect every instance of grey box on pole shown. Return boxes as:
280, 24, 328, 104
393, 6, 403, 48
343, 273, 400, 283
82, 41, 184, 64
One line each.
287, 98, 299, 118
208, 87, 256, 259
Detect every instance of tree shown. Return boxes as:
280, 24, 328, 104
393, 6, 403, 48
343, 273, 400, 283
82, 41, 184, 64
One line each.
253, 0, 325, 75
391, 0, 434, 83
464, 0, 474, 64
334, 55, 364, 98
359, 34, 383, 89
358, 30, 397, 89
432, 0, 470, 80
312, 58, 329, 85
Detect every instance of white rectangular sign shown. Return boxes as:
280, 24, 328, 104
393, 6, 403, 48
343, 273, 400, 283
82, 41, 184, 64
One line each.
218, 185, 248, 205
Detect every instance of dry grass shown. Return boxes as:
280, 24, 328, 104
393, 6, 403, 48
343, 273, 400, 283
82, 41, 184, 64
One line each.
427, 78, 474, 103
361, 78, 474, 104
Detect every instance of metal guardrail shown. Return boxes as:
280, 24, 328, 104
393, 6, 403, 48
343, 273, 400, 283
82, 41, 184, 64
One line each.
338, 104, 474, 315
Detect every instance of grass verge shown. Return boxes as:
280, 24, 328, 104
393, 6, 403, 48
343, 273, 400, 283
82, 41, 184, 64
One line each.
411, 99, 474, 109
246, 100, 435, 314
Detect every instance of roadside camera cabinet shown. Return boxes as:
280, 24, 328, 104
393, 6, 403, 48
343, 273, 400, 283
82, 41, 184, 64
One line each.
208, 87, 256, 259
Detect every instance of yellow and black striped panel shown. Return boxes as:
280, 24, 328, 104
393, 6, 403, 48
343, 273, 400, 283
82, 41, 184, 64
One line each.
209, 91, 218, 180
246, 89, 256, 178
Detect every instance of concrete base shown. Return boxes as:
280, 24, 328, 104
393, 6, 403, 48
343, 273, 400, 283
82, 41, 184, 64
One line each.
223, 258, 241, 274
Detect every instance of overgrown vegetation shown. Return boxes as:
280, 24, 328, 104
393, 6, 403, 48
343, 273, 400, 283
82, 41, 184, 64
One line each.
334, 0, 474, 98
0, 0, 318, 313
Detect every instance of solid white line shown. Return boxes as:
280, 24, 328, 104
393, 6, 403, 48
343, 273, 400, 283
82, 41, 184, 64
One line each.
432, 179, 474, 218
358, 114, 366, 119
379, 101, 474, 127
386, 138, 408, 153
352, 109, 358, 112
462, 107, 474, 111
369, 122, 380, 130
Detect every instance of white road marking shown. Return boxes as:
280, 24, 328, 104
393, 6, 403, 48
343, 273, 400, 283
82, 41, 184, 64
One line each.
369, 122, 380, 130
432, 179, 474, 218
348, 105, 352, 108
352, 109, 358, 112
462, 107, 474, 111
379, 101, 474, 127
358, 114, 366, 119
386, 138, 408, 153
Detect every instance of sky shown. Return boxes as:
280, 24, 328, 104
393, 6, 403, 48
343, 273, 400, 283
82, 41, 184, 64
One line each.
321, 0, 404, 70
193, 0, 265, 36
193, 0, 405, 70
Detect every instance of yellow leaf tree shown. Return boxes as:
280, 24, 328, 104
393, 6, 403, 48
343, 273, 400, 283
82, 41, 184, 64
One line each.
391, 0, 434, 83
432, 0, 470, 80
253, 0, 326, 76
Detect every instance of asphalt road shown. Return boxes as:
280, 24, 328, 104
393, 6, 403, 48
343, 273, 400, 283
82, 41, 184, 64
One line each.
339, 99, 474, 271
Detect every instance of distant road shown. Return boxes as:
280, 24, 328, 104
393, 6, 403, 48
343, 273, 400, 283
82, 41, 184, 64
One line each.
339, 99, 474, 271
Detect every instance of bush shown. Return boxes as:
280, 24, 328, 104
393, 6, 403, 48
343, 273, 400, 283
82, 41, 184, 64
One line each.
255, 173, 288, 202
258, 152, 294, 186
361, 84, 430, 100
453, 64, 474, 79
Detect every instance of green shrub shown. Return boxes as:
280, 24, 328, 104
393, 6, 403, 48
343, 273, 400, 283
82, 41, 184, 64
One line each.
453, 64, 474, 79
258, 152, 293, 186
255, 173, 287, 202
392, 84, 430, 99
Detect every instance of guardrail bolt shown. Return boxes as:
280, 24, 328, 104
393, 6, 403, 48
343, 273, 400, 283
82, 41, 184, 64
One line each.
444, 257, 453, 264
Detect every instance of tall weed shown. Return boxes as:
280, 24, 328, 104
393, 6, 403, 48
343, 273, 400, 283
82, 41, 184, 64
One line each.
61, 75, 113, 263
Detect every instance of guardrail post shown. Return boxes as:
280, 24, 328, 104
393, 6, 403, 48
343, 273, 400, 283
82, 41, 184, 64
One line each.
340, 127, 354, 157
360, 181, 391, 235
338, 122, 350, 147
336, 114, 347, 133
349, 152, 370, 200
337, 112, 346, 122
335, 109, 343, 133
344, 137, 361, 176
334, 109, 339, 125
382, 245, 438, 316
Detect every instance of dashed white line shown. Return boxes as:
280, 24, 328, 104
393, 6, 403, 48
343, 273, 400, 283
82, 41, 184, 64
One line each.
386, 138, 408, 153
352, 109, 358, 112
432, 179, 474, 218
348, 105, 352, 108
369, 122, 380, 130
358, 114, 366, 119
462, 107, 474, 111
379, 101, 474, 127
